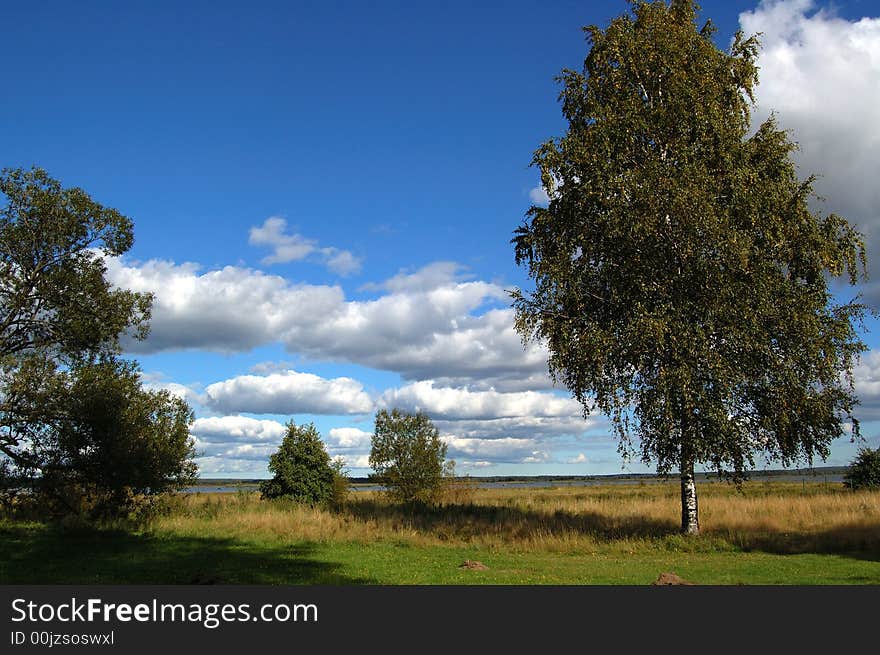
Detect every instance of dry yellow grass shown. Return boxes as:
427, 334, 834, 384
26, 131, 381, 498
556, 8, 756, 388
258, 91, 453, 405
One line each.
151, 481, 880, 555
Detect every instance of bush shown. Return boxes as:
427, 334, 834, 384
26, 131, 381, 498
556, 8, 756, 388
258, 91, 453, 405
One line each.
843, 447, 880, 490
369, 409, 448, 504
329, 457, 351, 509
260, 422, 338, 505
1, 357, 197, 520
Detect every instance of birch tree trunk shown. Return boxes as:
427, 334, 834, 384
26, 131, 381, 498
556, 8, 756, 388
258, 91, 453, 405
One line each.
680, 456, 700, 534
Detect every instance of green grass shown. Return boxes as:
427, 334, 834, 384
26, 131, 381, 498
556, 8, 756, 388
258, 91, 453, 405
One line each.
2, 482, 879, 585
1, 520, 878, 584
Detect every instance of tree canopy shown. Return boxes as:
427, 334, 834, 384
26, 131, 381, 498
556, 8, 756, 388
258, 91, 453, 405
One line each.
1, 167, 196, 517
260, 422, 340, 506
511, 0, 868, 533
369, 409, 448, 505
843, 447, 880, 491
1, 167, 152, 365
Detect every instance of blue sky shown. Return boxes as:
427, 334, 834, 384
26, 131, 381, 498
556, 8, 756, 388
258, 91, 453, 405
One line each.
2, 0, 879, 478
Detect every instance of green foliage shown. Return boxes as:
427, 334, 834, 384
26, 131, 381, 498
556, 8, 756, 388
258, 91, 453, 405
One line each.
0, 167, 196, 518
0, 167, 152, 364
329, 457, 351, 509
260, 422, 337, 505
843, 447, 880, 490
369, 409, 448, 504
511, 1, 868, 530
2, 357, 197, 518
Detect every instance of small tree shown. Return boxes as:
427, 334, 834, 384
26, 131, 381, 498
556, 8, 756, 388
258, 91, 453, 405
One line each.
260, 422, 336, 505
843, 447, 880, 490
369, 409, 447, 504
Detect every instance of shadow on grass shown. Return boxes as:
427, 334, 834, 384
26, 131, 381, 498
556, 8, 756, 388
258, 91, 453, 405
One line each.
343, 498, 678, 542
343, 498, 880, 562
0, 522, 376, 584
726, 524, 880, 562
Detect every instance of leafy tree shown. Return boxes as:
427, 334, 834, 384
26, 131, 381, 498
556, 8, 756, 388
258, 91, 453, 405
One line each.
369, 409, 448, 504
843, 447, 880, 491
0, 167, 197, 517
1, 167, 152, 365
1, 356, 197, 516
511, 0, 868, 533
260, 422, 337, 505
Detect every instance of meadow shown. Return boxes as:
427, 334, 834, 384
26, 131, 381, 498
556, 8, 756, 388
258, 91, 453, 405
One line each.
2, 480, 879, 585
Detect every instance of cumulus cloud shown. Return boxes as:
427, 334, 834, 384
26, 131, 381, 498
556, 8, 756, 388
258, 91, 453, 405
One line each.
326, 427, 373, 449
249, 217, 317, 264
249, 217, 362, 275
190, 416, 287, 443
852, 349, 880, 420
433, 416, 593, 441
189, 415, 287, 476
739, 1, 880, 302
107, 258, 552, 391
203, 370, 374, 416
380, 381, 582, 421
443, 436, 550, 464
334, 454, 371, 469
107, 257, 344, 353
362, 261, 472, 293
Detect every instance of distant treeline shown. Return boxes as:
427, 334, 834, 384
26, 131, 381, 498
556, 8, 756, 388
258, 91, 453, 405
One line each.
197, 465, 848, 487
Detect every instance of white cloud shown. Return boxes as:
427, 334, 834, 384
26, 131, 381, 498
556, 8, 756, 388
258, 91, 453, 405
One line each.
443, 436, 550, 464
335, 454, 371, 469
434, 416, 592, 441
380, 380, 583, 420
362, 261, 471, 294
189, 416, 287, 475
193, 456, 271, 477
567, 453, 589, 464
529, 184, 550, 206
739, 1, 880, 302
326, 427, 373, 449
191, 416, 287, 444
249, 216, 362, 275
322, 248, 363, 276
457, 460, 494, 469
107, 257, 344, 353
249, 217, 317, 264
204, 370, 374, 416
108, 258, 552, 391
852, 349, 880, 420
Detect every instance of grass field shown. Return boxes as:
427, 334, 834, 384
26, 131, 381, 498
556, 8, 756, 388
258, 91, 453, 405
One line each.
2, 480, 879, 584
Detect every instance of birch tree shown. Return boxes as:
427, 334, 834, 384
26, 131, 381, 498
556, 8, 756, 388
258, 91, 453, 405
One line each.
511, 0, 868, 533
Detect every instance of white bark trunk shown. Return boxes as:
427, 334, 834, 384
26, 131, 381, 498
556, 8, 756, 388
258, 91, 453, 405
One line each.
680, 465, 699, 535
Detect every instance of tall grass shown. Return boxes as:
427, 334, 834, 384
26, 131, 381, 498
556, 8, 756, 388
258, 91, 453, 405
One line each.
150, 481, 880, 556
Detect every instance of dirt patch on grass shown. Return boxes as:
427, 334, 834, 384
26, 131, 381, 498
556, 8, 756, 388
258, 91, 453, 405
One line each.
652, 571, 694, 585
459, 559, 489, 570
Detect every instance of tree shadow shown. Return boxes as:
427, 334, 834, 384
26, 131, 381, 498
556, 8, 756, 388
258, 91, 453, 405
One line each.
343, 498, 678, 542
0, 523, 376, 584
720, 523, 880, 562
342, 498, 880, 562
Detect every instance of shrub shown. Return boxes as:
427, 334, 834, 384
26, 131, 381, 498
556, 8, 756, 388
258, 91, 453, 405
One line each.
843, 447, 880, 490
369, 409, 447, 504
329, 457, 351, 509
260, 422, 336, 505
